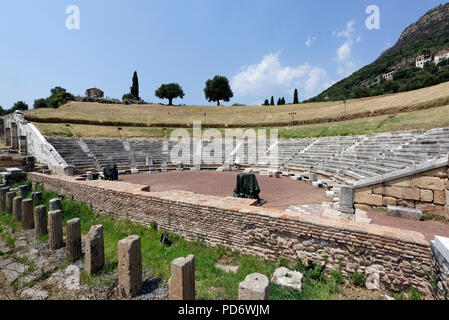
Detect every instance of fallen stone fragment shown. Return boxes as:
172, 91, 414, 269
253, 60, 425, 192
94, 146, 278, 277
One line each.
215, 262, 239, 274
271, 267, 303, 292
238, 273, 269, 300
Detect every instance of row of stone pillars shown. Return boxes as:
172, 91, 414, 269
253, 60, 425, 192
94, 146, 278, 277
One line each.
0, 185, 270, 300
0, 187, 143, 298
0, 119, 27, 154
1, 186, 47, 239
59, 218, 142, 299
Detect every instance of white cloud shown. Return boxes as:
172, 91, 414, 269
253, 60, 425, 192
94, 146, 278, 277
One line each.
231, 53, 329, 100
337, 40, 352, 62
305, 35, 317, 48
336, 20, 355, 39
333, 19, 359, 76
304, 67, 327, 95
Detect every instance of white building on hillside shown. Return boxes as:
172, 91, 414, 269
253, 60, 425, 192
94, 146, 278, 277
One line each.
382, 69, 397, 81
434, 49, 449, 64
416, 54, 433, 68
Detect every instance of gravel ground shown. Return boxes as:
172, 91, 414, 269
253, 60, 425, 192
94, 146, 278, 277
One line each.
138, 273, 168, 300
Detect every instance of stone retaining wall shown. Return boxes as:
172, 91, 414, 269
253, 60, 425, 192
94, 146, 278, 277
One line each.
28, 172, 433, 295
2, 113, 72, 174
353, 157, 449, 217
430, 239, 449, 299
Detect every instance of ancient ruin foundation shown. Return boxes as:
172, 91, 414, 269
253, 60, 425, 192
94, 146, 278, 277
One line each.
28, 172, 433, 294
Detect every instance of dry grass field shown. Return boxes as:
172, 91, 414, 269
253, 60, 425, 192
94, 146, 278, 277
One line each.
34, 103, 449, 139
26, 81, 449, 127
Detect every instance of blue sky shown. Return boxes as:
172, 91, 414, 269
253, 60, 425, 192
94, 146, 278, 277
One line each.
0, 0, 446, 108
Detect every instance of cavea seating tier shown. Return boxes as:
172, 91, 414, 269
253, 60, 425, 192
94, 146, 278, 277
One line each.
45, 127, 449, 181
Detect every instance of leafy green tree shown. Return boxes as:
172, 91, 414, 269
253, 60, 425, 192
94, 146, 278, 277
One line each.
32, 86, 73, 110
131, 71, 140, 100
437, 69, 449, 82
382, 81, 400, 94
155, 83, 185, 106
350, 86, 371, 99
48, 91, 73, 108
423, 61, 437, 73
45, 86, 74, 108
122, 93, 138, 101
12, 101, 29, 111
293, 89, 299, 104
270, 96, 274, 106
34, 98, 48, 109
438, 59, 449, 68
204, 75, 233, 106
50, 86, 66, 96
406, 78, 422, 91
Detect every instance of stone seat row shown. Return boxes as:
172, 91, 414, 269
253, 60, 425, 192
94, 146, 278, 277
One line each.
46, 138, 97, 174
46, 125, 449, 180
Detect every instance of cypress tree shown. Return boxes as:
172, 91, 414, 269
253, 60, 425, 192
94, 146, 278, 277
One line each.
281, 97, 286, 105
131, 71, 140, 100
263, 99, 269, 106
293, 89, 299, 104
270, 96, 274, 106
277, 98, 281, 105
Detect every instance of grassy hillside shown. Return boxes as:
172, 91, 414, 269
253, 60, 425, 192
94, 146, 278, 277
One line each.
34, 103, 449, 139
26, 81, 449, 128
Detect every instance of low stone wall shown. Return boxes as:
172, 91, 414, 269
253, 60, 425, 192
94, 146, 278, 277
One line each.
28, 172, 433, 295
353, 157, 449, 216
430, 238, 449, 299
